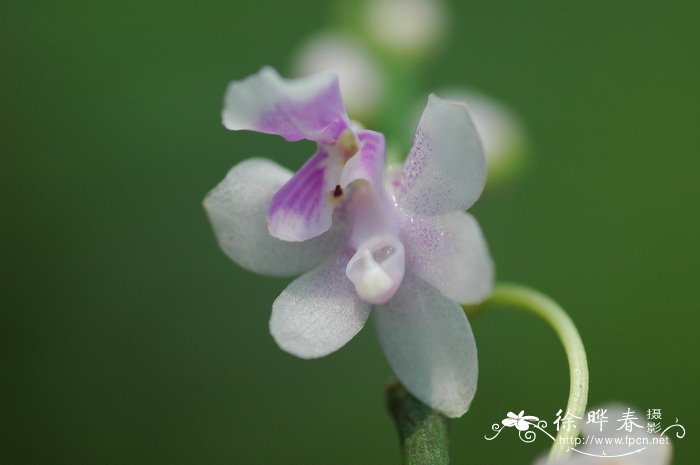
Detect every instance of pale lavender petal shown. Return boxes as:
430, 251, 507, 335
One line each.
400, 211, 494, 304
267, 146, 345, 242
393, 94, 486, 216
270, 254, 372, 359
339, 130, 386, 190
374, 272, 478, 418
222, 67, 349, 143
203, 158, 347, 276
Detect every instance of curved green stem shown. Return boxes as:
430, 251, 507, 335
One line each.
465, 283, 589, 462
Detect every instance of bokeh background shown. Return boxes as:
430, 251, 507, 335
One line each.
2, 1, 699, 464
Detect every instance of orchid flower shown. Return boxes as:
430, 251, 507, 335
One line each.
204, 69, 494, 418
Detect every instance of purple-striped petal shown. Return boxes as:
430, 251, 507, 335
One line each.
392, 94, 486, 216
268, 130, 387, 242
203, 158, 348, 276
267, 146, 344, 242
222, 67, 349, 143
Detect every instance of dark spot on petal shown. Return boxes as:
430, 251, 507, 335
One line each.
333, 185, 343, 198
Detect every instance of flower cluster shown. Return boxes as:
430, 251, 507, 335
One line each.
204, 67, 494, 417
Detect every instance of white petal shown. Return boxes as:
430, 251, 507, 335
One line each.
401, 211, 494, 304
270, 254, 372, 358
392, 94, 486, 216
502, 418, 518, 427
454, 90, 527, 178
374, 272, 478, 418
222, 67, 348, 143
203, 159, 346, 276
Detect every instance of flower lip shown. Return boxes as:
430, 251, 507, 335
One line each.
346, 234, 406, 304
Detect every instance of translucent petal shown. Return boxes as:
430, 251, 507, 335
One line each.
203, 158, 346, 276
270, 254, 372, 358
392, 94, 486, 216
222, 67, 348, 143
442, 89, 528, 185
374, 272, 478, 418
401, 211, 494, 304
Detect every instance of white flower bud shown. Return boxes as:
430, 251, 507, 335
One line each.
432, 89, 529, 186
292, 32, 384, 120
364, 0, 447, 58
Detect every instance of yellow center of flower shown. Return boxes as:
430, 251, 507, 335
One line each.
337, 128, 359, 160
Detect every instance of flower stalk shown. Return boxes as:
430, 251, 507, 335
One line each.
465, 283, 589, 462
386, 381, 450, 465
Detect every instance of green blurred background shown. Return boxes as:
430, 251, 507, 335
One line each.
2, 1, 699, 463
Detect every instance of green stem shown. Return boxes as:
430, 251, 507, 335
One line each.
386, 381, 450, 465
465, 283, 589, 462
